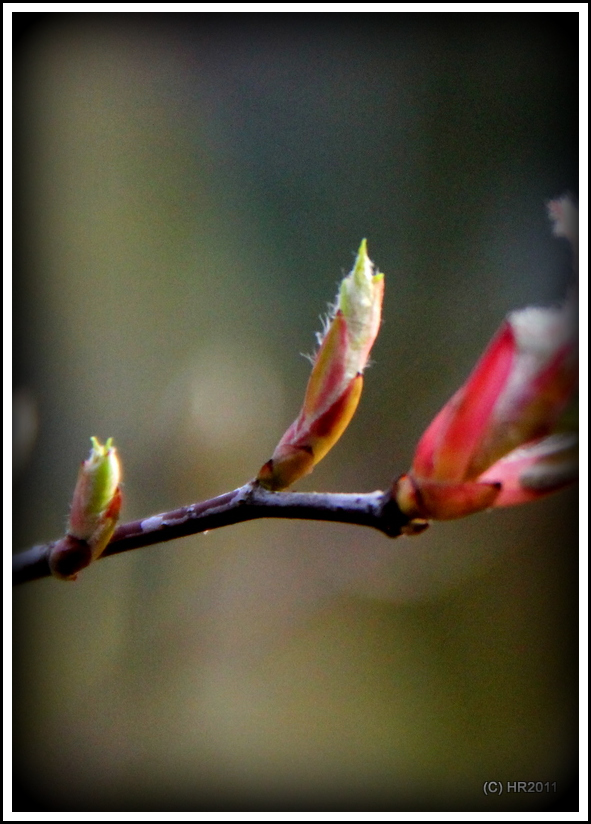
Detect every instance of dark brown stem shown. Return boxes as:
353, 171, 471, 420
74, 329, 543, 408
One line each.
12, 481, 412, 585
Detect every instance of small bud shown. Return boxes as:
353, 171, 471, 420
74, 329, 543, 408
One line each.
49, 437, 122, 580
258, 240, 384, 490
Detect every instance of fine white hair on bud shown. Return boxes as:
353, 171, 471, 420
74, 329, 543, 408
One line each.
335, 238, 384, 383
257, 240, 384, 491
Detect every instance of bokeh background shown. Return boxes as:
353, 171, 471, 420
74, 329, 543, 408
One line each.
13, 12, 579, 812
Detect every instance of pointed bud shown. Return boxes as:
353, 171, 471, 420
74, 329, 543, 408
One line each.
258, 240, 384, 490
49, 437, 122, 580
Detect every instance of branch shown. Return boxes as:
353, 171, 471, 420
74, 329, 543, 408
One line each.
12, 481, 413, 586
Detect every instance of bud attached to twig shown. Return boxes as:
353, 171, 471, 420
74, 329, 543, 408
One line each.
49, 437, 122, 580
258, 240, 384, 490
394, 197, 578, 528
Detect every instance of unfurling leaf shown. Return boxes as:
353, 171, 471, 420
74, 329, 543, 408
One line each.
258, 240, 384, 491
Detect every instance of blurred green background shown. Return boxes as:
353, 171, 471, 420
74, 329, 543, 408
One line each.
13, 13, 578, 812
